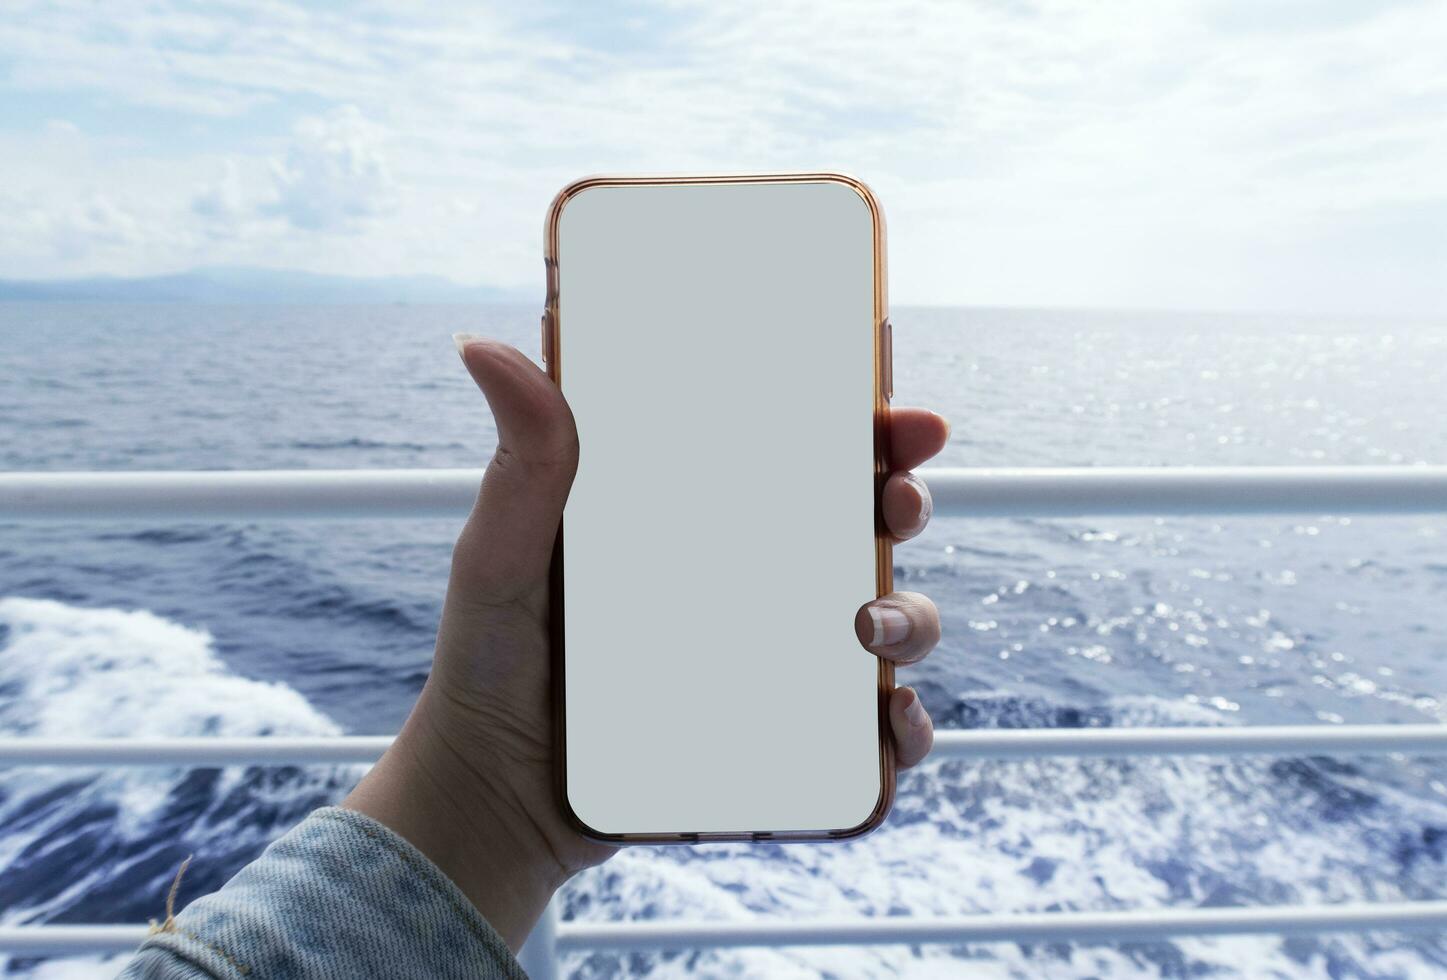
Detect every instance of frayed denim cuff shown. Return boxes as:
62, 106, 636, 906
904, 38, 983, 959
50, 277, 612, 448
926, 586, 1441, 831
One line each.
119, 807, 525, 979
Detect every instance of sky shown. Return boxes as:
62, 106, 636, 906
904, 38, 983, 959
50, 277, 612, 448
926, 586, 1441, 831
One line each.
1, 0, 1444, 314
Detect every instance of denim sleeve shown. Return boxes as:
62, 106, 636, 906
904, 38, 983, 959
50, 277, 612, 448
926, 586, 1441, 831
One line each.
117, 806, 526, 979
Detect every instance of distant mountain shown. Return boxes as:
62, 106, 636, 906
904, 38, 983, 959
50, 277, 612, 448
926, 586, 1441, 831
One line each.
0, 267, 530, 304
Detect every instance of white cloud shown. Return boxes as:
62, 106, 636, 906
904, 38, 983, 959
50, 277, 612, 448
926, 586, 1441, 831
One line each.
191, 160, 245, 229
0, 187, 147, 265
53, 193, 144, 256
41, 118, 80, 137
0, 0, 1444, 313
264, 105, 398, 231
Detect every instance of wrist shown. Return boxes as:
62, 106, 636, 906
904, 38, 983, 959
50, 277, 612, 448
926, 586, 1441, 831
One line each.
342, 689, 568, 951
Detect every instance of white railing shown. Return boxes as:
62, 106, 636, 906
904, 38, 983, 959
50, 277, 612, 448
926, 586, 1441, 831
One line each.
2, 465, 1446, 972
3, 465, 1447, 521
8, 901, 1447, 957
4, 724, 1447, 767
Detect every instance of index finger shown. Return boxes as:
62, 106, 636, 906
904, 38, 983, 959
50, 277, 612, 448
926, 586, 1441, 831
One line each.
888, 407, 950, 472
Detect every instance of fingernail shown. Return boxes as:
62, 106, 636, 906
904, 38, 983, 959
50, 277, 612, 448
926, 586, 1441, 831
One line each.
868, 605, 910, 646
904, 473, 932, 525
452, 332, 481, 357
904, 689, 929, 728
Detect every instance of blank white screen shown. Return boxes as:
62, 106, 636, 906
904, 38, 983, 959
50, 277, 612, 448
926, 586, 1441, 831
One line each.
558, 179, 883, 837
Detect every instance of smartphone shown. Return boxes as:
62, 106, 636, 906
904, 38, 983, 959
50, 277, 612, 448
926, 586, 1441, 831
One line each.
543, 173, 893, 843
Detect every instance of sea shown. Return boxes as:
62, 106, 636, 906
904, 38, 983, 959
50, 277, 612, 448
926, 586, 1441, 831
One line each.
2, 303, 1446, 978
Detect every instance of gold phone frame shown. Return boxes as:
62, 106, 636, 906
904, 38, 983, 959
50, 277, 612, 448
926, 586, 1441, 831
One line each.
542, 172, 895, 844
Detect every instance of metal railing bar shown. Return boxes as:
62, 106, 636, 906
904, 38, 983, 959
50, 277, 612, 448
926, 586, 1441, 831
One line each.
930, 724, 1447, 758
925, 465, 1447, 517
4, 725, 1447, 767
0, 737, 395, 766
6, 901, 1447, 955
2, 466, 1446, 522
0, 925, 146, 956
552, 902, 1447, 950
0, 468, 483, 522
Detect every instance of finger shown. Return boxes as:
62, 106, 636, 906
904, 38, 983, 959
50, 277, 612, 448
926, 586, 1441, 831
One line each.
888, 408, 950, 472
890, 687, 934, 769
853, 592, 941, 665
448, 334, 579, 609
882, 471, 932, 541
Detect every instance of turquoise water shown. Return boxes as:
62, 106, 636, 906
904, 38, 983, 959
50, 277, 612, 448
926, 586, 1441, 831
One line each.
3, 303, 1447, 977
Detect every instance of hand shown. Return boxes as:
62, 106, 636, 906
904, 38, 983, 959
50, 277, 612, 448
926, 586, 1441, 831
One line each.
344, 335, 948, 950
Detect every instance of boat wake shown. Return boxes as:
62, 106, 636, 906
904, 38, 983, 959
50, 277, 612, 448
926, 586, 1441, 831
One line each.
2, 598, 1446, 978
0, 598, 362, 976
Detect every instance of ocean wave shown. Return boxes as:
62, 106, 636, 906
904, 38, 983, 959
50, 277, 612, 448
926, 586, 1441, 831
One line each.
0, 597, 362, 977
565, 692, 1447, 978
202, 545, 432, 635
3, 599, 1446, 978
275, 437, 460, 452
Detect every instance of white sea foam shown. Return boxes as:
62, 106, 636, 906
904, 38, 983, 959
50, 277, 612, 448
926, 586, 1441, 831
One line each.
0, 597, 336, 742
564, 693, 1447, 977
0, 597, 360, 978
3, 599, 1446, 978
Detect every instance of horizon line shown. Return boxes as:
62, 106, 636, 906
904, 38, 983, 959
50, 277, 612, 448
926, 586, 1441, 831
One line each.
0, 268, 1443, 321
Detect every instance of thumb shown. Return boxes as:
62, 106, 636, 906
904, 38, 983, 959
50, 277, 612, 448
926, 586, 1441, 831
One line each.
447, 334, 578, 611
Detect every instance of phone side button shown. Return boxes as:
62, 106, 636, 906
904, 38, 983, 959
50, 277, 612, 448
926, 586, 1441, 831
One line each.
882, 319, 893, 399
